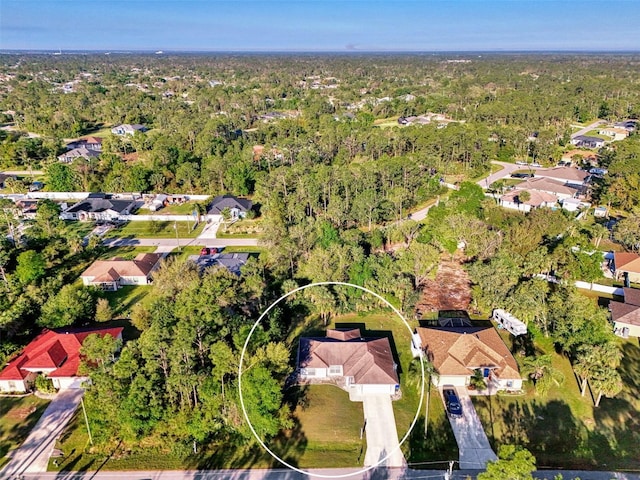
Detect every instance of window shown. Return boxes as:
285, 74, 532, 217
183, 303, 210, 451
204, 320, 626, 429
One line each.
8, 381, 17, 391
301, 368, 315, 376
328, 365, 343, 376
506, 380, 513, 388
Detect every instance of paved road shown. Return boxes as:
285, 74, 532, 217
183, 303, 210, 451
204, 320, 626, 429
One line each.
103, 237, 259, 248
1, 170, 44, 176
361, 395, 405, 468
445, 387, 497, 470
16, 468, 640, 480
570, 120, 606, 139
1, 389, 84, 477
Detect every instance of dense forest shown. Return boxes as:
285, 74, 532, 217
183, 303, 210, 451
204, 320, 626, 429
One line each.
0, 54, 638, 467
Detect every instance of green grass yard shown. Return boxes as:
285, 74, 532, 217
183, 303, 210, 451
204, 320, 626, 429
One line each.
0, 396, 51, 469
105, 220, 204, 239
472, 332, 640, 470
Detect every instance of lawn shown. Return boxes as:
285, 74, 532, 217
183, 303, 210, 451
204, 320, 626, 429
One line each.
0, 395, 51, 469
102, 286, 152, 317
146, 202, 203, 215
216, 218, 263, 238
275, 385, 366, 468
63, 221, 97, 239
98, 245, 158, 260
471, 332, 640, 470
105, 220, 205, 239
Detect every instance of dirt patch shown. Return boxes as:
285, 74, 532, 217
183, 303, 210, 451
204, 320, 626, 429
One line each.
416, 254, 471, 315
6, 406, 37, 421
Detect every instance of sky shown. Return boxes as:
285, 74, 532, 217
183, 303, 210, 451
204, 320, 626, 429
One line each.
1, 0, 639, 52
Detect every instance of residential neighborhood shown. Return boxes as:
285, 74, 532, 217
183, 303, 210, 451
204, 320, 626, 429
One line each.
0, 50, 639, 480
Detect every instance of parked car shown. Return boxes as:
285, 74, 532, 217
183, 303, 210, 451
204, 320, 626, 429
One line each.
510, 172, 534, 179
530, 162, 541, 167
443, 387, 463, 417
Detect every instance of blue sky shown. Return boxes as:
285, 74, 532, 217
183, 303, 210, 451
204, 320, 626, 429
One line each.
1, 1, 639, 52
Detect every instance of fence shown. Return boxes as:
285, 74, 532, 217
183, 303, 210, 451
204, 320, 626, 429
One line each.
119, 214, 222, 222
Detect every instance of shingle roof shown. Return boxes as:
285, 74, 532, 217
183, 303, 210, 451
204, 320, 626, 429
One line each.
66, 197, 134, 214
500, 189, 558, 207
187, 253, 249, 275
623, 288, 640, 307
514, 177, 579, 196
299, 329, 399, 385
0, 327, 123, 381
81, 253, 162, 282
614, 252, 640, 275
611, 301, 640, 327
207, 195, 253, 215
416, 326, 520, 380
535, 167, 589, 183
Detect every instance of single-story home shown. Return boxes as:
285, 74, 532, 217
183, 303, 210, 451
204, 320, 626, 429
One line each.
411, 323, 522, 391
65, 136, 103, 152
570, 135, 605, 149
561, 198, 591, 212
57, 146, 101, 164
513, 177, 580, 200
598, 127, 630, 141
614, 120, 637, 132
611, 288, 640, 338
613, 252, 640, 284
81, 253, 163, 290
0, 326, 123, 392
111, 124, 147, 136
499, 189, 557, 212
207, 195, 253, 219
534, 166, 590, 186
60, 193, 137, 221
298, 328, 400, 396
187, 252, 249, 276
561, 149, 599, 166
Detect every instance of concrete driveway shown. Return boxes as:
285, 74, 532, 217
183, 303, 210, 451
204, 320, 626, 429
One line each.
444, 386, 497, 469
1, 389, 84, 477
362, 395, 405, 468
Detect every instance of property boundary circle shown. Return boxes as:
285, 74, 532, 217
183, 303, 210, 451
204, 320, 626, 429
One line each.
238, 281, 425, 478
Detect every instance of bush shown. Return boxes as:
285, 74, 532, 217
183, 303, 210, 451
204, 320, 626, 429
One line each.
35, 374, 56, 393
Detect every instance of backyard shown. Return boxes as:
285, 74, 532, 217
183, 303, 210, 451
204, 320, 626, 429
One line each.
0, 396, 50, 469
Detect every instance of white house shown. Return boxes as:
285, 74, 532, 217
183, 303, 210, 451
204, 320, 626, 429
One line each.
81, 253, 163, 290
534, 166, 590, 187
499, 189, 558, 212
60, 193, 137, 221
111, 124, 147, 136
298, 328, 400, 396
207, 195, 253, 219
0, 327, 123, 392
598, 127, 630, 141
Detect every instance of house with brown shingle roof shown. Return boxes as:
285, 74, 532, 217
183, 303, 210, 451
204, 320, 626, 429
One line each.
499, 189, 558, 212
81, 253, 163, 290
611, 288, 640, 338
613, 252, 640, 284
0, 326, 123, 392
534, 166, 590, 186
297, 328, 400, 396
412, 324, 522, 391
513, 177, 580, 200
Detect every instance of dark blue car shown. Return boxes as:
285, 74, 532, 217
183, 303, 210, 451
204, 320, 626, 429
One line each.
443, 387, 463, 417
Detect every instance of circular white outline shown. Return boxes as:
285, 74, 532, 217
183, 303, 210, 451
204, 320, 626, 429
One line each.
238, 281, 425, 478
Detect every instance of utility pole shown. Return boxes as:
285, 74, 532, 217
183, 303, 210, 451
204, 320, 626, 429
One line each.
444, 460, 455, 480
174, 221, 180, 252
80, 397, 93, 446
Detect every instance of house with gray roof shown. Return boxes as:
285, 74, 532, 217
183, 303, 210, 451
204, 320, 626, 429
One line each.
207, 195, 253, 219
570, 135, 605, 149
58, 146, 101, 164
187, 252, 249, 275
60, 193, 136, 221
111, 124, 148, 136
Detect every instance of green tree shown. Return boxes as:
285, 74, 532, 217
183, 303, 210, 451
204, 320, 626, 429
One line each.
520, 354, 565, 397
35, 199, 63, 237
46, 163, 78, 191
478, 445, 536, 480
15, 250, 46, 284
591, 365, 623, 407
95, 298, 114, 322
39, 284, 96, 328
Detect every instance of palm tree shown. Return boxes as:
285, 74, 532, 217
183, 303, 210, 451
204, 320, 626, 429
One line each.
408, 356, 438, 438
574, 343, 622, 397
305, 286, 336, 326
591, 366, 623, 407
520, 354, 564, 396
